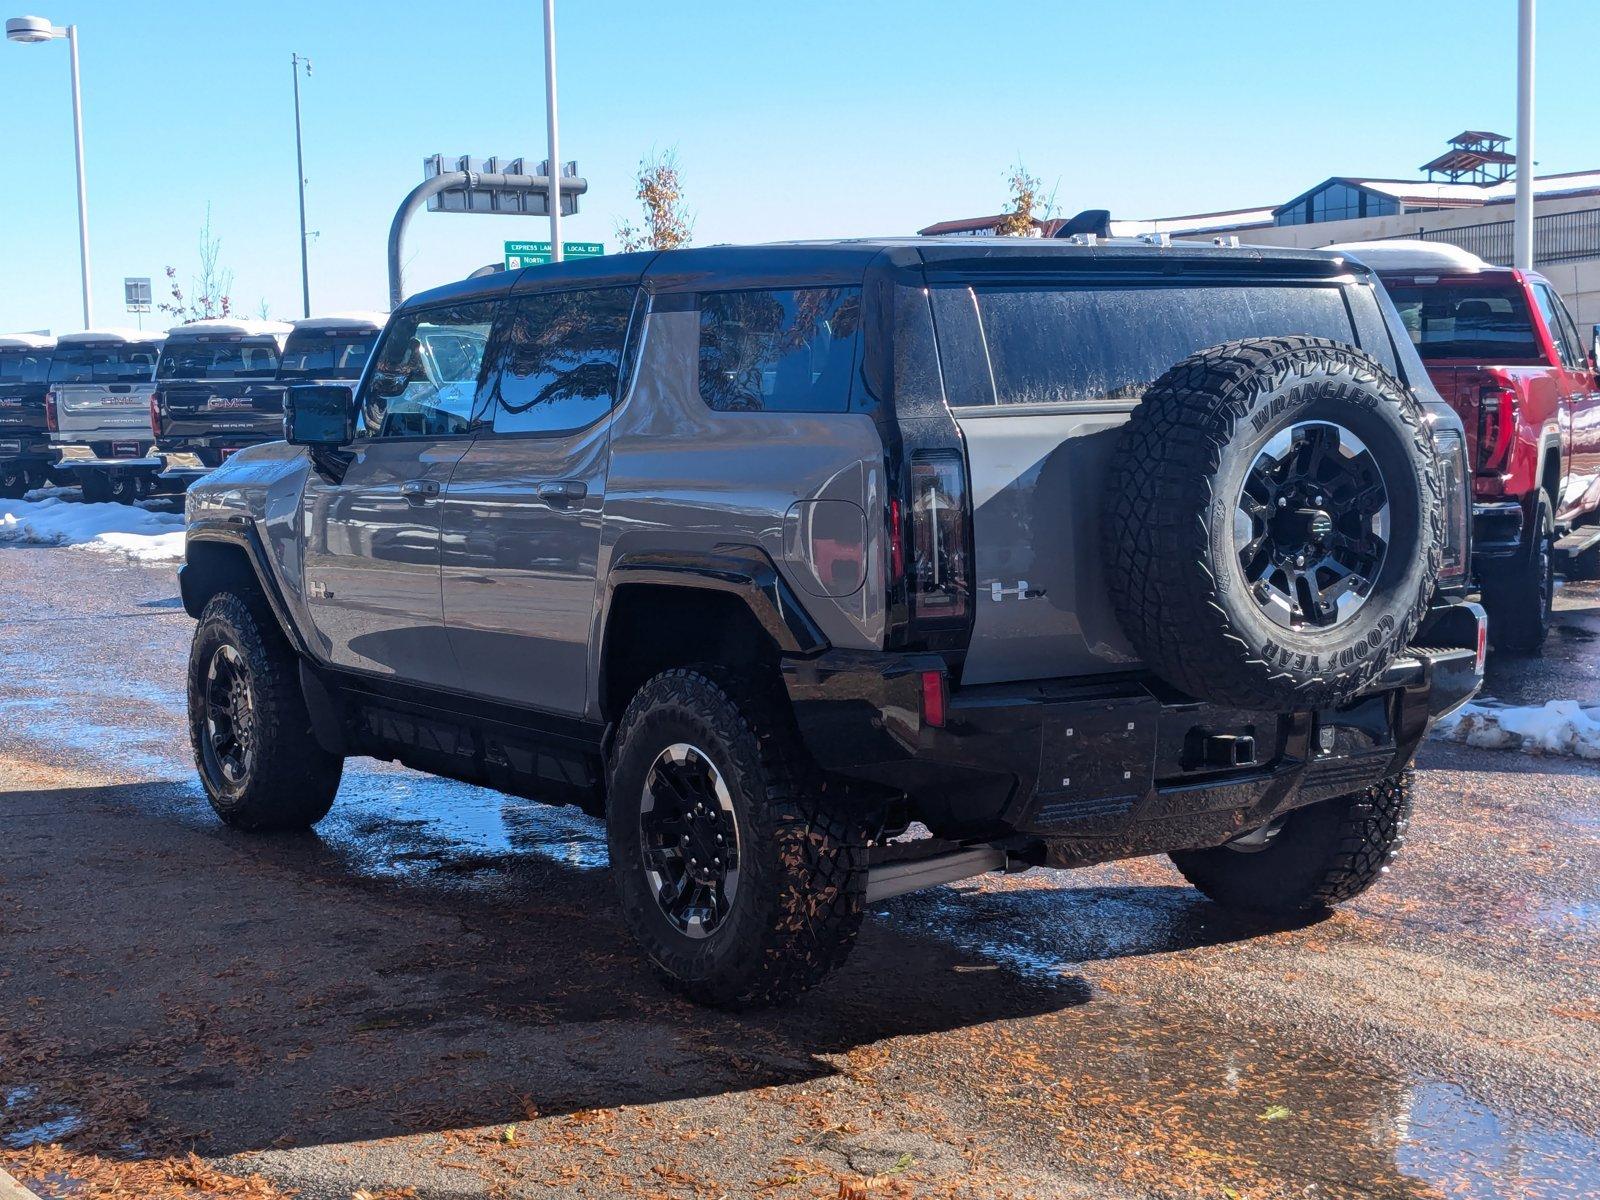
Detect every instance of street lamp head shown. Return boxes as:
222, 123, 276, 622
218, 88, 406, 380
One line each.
5, 15, 63, 43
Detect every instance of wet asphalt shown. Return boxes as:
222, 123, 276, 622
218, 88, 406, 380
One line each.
1, 537, 1597, 1199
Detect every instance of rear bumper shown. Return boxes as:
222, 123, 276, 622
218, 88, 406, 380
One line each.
51, 443, 163, 472
1472, 500, 1525, 559
783, 600, 1485, 860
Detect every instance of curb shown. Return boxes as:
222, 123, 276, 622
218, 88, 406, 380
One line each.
0, 1169, 41, 1200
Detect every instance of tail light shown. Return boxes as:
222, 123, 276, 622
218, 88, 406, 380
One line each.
1477, 379, 1516, 471
44, 390, 58, 432
906, 450, 971, 627
1433, 427, 1470, 584
150, 392, 162, 438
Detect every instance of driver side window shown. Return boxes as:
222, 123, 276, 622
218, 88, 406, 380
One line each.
359, 300, 498, 438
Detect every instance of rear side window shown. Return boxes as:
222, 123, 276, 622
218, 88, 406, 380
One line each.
480, 287, 633, 435
698, 286, 860, 413
0, 348, 51, 384
954, 284, 1355, 406
1383, 282, 1542, 363
157, 339, 280, 381
49, 342, 161, 384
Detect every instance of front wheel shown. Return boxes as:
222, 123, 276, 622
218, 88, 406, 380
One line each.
606, 667, 870, 1009
187, 592, 343, 831
1169, 771, 1414, 915
1482, 492, 1554, 654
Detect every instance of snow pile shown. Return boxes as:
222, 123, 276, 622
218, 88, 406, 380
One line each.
0, 495, 184, 563
1432, 700, 1600, 760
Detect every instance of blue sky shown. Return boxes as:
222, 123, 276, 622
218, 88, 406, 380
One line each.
1, 0, 1595, 334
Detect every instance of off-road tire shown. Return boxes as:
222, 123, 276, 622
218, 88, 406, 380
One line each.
1482, 492, 1554, 653
606, 667, 869, 1010
1169, 770, 1414, 915
1103, 336, 1443, 709
187, 591, 342, 831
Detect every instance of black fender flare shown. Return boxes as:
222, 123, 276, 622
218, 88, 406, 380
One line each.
601, 545, 829, 658
180, 518, 313, 659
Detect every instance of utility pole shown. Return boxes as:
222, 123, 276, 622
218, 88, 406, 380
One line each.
1514, 0, 1535, 271
542, 0, 562, 262
291, 52, 312, 317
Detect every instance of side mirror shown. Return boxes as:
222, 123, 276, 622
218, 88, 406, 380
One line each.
369, 369, 408, 399
284, 384, 354, 447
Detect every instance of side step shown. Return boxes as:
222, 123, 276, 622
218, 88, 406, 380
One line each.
864, 844, 1009, 903
1555, 525, 1600, 557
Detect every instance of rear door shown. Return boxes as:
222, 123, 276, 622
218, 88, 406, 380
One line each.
933, 276, 1365, 685
441, 285, 635, 713
301, 300, 495, 687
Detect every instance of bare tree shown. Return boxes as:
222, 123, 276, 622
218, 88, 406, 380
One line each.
995, 164, 1047, 237
159, 207, 235, 323
615, 150, 694, 252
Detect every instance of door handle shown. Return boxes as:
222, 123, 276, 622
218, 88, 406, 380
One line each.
537, 479, 588, 507
400, 478, 441, 505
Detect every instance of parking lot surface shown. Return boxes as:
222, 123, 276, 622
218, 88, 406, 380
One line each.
2, 541, 1598, 1199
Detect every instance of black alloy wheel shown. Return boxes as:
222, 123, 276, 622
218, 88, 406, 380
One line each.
1236, 420, 1391, 631
638, 742, 743, 938
201, 643, 255, 789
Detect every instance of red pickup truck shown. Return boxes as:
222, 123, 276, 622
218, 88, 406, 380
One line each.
1339, 242, 1600, 652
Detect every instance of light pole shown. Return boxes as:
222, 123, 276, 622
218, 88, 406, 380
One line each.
1514, 0, 1535, 271
291, 52, 312, 317
7, 14, 92, 327
542, 0, 562, 262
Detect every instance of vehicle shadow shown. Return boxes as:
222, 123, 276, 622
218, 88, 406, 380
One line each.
0, 775, 1276, 1162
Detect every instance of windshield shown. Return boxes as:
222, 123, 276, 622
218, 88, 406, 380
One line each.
157, 338, 281, 380
1383, 282, 1543, 363
47, 342, 161, 384
277, 332, 377, 381
0, 347, 52, 385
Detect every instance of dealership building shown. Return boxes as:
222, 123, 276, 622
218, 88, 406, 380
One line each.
919, 134, 1600, 326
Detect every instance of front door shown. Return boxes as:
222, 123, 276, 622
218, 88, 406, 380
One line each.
302, 299, 497, 688
441, 285, 635, 714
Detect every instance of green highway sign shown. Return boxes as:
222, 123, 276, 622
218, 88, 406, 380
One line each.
504, 240, 605, 269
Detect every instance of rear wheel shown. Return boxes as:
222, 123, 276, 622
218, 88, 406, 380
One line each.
606, 667, 869, 1009
78, 470, 112, 504
187, 592, 342, 831
1169, 771, 1413, 915
1482, 492, 1553, 654
0, 460, 27, 499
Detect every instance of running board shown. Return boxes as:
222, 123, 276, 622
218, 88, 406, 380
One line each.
864, 845, 1009, 903
1556, 526, 1600, 556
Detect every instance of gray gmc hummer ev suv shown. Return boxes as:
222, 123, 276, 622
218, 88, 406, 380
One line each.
180, 238, 1485, 1008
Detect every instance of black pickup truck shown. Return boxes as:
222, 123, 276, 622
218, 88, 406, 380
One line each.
0, 334, 55, 498
154, 315, 380, 486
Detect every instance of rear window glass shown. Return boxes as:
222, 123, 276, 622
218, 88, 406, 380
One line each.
1382, 282, 1542, 363
957, 284, 1356, 406
0, 347, 51, 384
698, 286, 860, 413
47, 342, 161, 384
277, 332, 376, 381
157, 339, 281, 380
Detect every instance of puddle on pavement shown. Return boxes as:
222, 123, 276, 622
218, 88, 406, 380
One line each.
1538, 898, 1600, 933
885, 869, 1600, 1199
323, 768, 610, 881
1, 1086, 85, 1150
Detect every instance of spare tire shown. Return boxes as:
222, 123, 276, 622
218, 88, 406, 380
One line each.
1102, 336, 1442, 709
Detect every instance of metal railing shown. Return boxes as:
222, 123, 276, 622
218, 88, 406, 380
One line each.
1379, 207, 1600, 267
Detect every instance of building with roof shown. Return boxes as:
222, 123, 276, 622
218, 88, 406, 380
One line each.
917, 134, 1600, 326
